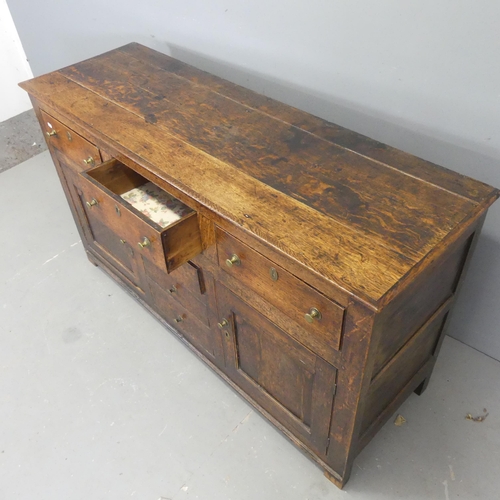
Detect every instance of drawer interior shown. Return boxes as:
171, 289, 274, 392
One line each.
86, 160, 193, 229
81, 159, 203, 273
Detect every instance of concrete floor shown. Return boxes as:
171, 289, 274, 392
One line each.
1, 151, 499, 500
0, 109, 46, 174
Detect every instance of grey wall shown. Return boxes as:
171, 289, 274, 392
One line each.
9, 0, 500, 360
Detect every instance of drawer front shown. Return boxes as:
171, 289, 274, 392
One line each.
57, 162, 143, 290
216, 228, 345, 353
149, 278, 217, 361
41, 110, 101, 171
78, 171, 169, 271
77, 194, 143, 294
143, 258, 210, 326
81, 159, 203, 274
143, 258, 206, 300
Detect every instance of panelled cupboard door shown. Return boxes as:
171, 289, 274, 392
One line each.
57, 156, 146, 293
215, 282, 337, 456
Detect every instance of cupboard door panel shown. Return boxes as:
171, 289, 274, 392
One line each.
86, 216, 137, 275
215, 282, 337, 455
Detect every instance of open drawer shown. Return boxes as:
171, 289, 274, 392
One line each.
79, 159, 202, 273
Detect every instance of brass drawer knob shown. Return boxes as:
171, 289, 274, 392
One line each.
46, 130, 57, 137
226, 254, 241, 267
270, 267, 279, 281
218, 318, 229, 328
138, 237, 151, 249
174, 316, 183, 323
83, 156, 95, 165
85, 198, 98, 208
304, 308, 322, 323
168, 285, 177, 294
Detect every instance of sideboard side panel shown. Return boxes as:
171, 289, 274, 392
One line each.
359, 212, 487, 444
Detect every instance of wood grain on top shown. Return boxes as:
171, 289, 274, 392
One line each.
20, 43, 499, 305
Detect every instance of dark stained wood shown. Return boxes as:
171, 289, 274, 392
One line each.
148, 277, 217, 360
60, 51, 479, 262
21, 61, 499, 306
51, 150, 95, 245
100, 149, 114, 162
58, 157, 146, 292
196, 213, 218, 262
86, 245, 344, 483
118, 44, 494, 207
362, 299, 452, 436
40, 109, 102, 171
162, 211, 202, 272
18, 72, 424, 306
143, 258, 207, 301
78, 163, 166, 271
356, 358, 435, 456
195, 250, 343, 367
20, 45, 499, 489
80, 159, 203, 274
143, 258, 210, 326
326, 300, 379, 485
86, 158, 146, 194
371, 227, 475, 378
216, 282, 337, 456
216, 227, 345, 356
414, 212, 487, 396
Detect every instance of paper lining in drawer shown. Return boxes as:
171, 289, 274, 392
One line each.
120, 181, 193, 228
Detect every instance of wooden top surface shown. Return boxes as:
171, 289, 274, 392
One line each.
20, 42, 499, 307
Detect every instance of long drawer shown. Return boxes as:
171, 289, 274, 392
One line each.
41, 110, 102, 171
216, 228, 345, 357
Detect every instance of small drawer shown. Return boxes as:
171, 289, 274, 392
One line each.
143, 257, 206, 299
143, 258, 210, 326
216, 228, 345, 353
40, 110, 102, 171
148, 278, 217, 361
79, 159, 203, 273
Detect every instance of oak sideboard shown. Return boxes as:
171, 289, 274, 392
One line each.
20, 43, 499, 488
